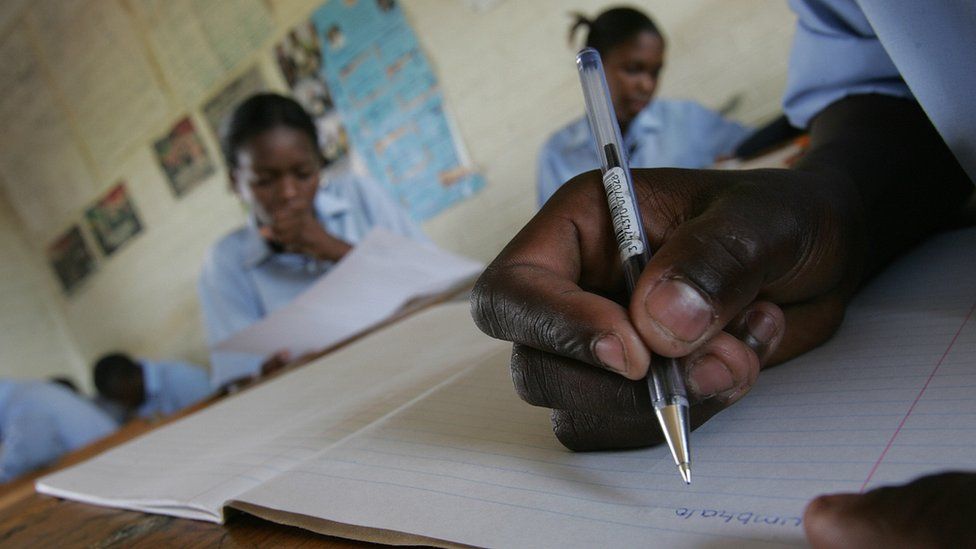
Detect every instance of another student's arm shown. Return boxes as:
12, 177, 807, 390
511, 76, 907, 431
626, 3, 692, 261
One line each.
536, 141, 565, 208
0, 409, 63, 482
690, 102, 751, 160
471, 94, 972, 451
804, 471, 976, 548
261, 206, 352, 261
198, 243, 285, 387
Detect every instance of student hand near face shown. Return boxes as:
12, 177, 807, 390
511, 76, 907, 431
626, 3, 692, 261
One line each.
804, 472, 976, 548
236, 126, 352, 262
472, 95, 972, 451
258, 200, 351, 260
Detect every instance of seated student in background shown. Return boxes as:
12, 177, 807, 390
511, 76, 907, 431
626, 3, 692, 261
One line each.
199, 93, 427, 388
475, 0, 974, 546
536, 6, 749, 206
92, 353, 212, 420
0, 379, 117, 482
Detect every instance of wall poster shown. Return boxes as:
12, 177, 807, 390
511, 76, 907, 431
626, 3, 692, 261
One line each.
308, 0, 484, 219
84, 183, 143, 256
153, 116, 216, 197
47, 226, 96, 294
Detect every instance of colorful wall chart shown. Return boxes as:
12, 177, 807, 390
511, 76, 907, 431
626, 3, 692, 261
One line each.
310, 0, 484, 220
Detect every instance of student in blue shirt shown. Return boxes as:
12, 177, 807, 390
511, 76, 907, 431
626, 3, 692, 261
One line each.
0, 380, 117, 482
536, 7, 749, 207
199, 93, 427, 388
92, 353, 213, 419
474, 1, 974, 546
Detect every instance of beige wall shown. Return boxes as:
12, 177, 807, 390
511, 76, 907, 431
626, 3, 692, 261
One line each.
0, 193, 89, 388
409, 0, 795, 258
0, 0, 796, 387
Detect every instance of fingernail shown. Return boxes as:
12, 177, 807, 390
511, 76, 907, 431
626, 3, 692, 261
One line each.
716, 386, 743, 403
645, 279, 713, 343
745, 310, 779, 346
594, 334, 628, 374
809, 493, 856, 512
686, 356, 734, 397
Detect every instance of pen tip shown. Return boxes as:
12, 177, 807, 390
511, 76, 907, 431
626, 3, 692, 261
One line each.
679, 463, 691, 485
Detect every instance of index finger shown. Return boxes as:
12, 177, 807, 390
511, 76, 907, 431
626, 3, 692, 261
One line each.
471, 173, 652, 379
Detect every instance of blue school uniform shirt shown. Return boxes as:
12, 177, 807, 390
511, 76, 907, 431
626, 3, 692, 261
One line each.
137, 360, 212, 418
537, 99, 749, 206
199, 171, 428, 388
784, 0, 976, 181
0, 380, 117, 482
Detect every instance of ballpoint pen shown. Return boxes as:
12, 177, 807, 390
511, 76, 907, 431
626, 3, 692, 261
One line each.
576, 47, 692, 484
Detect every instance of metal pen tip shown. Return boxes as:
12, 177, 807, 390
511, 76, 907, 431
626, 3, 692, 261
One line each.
654, 401, 692, 485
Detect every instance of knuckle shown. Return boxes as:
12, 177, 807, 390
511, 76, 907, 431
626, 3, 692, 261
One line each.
551, 410, 594, 451
697, 223, 763, 278
470, 265, 518, 340
510, 345, 570, 409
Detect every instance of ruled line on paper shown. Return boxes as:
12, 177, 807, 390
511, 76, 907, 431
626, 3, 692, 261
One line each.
281, 467, 799, 546
859, 299, 976, 492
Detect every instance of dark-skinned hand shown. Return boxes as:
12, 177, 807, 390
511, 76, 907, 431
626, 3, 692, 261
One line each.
473, 165, 855, 450
804, 472, 976, 549
260, 203, 351, 261
471, 95, 972, 452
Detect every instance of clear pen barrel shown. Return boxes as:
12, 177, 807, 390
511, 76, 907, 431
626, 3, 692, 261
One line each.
576, 48, 627, 174
648, 356, 689, 409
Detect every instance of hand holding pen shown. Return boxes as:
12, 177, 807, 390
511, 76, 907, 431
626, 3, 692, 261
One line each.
472, 67, 907, 476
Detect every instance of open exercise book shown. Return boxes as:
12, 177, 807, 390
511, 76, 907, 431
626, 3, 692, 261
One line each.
38, 228, 976, 548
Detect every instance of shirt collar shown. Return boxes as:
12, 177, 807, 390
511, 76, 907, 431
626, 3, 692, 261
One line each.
240, 183, 352, 269
564, 100, 664, 152
630, 101, 664, 134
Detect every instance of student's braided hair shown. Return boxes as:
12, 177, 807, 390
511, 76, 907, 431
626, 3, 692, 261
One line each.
568, 6, 664, 55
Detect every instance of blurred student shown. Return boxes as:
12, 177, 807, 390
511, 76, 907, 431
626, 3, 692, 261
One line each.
199, 93, 427, 387
92, 353, 212, 420
0, 379, 117, 482
536, 6, 749, 206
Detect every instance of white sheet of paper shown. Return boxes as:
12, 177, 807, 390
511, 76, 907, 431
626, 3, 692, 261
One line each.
214, 229, 484, 357
37, 228, 976, 548
37, 302, 507, 521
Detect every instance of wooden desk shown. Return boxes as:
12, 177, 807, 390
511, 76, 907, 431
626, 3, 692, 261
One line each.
0, 287, 471, 547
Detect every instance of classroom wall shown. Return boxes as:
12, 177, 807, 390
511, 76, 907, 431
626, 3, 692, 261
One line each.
0, 0, 796, 387
0, 193, 90, 388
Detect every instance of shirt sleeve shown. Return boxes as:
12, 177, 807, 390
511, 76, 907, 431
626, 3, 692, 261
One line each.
140, 361, 213, 417
783, 0, 912, 129
355, 175, 430, 243
0, 406, 63, 482
165, 362, 212, 413
689, 104, 751, 160
197, 239, 266, 387
536, 139, 564, 208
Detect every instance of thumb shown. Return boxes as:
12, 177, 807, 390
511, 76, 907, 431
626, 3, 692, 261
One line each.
631, 202, 790, 358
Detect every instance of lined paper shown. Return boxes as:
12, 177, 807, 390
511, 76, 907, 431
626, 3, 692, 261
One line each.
38, 228, 976, 548
233, 228, 976, 548
37, 302, 506, 521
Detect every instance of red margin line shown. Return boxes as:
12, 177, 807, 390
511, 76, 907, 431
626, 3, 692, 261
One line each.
859, 299, 976, 493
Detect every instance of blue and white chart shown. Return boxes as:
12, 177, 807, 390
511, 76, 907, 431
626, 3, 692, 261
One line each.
310, 0, 484, 220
